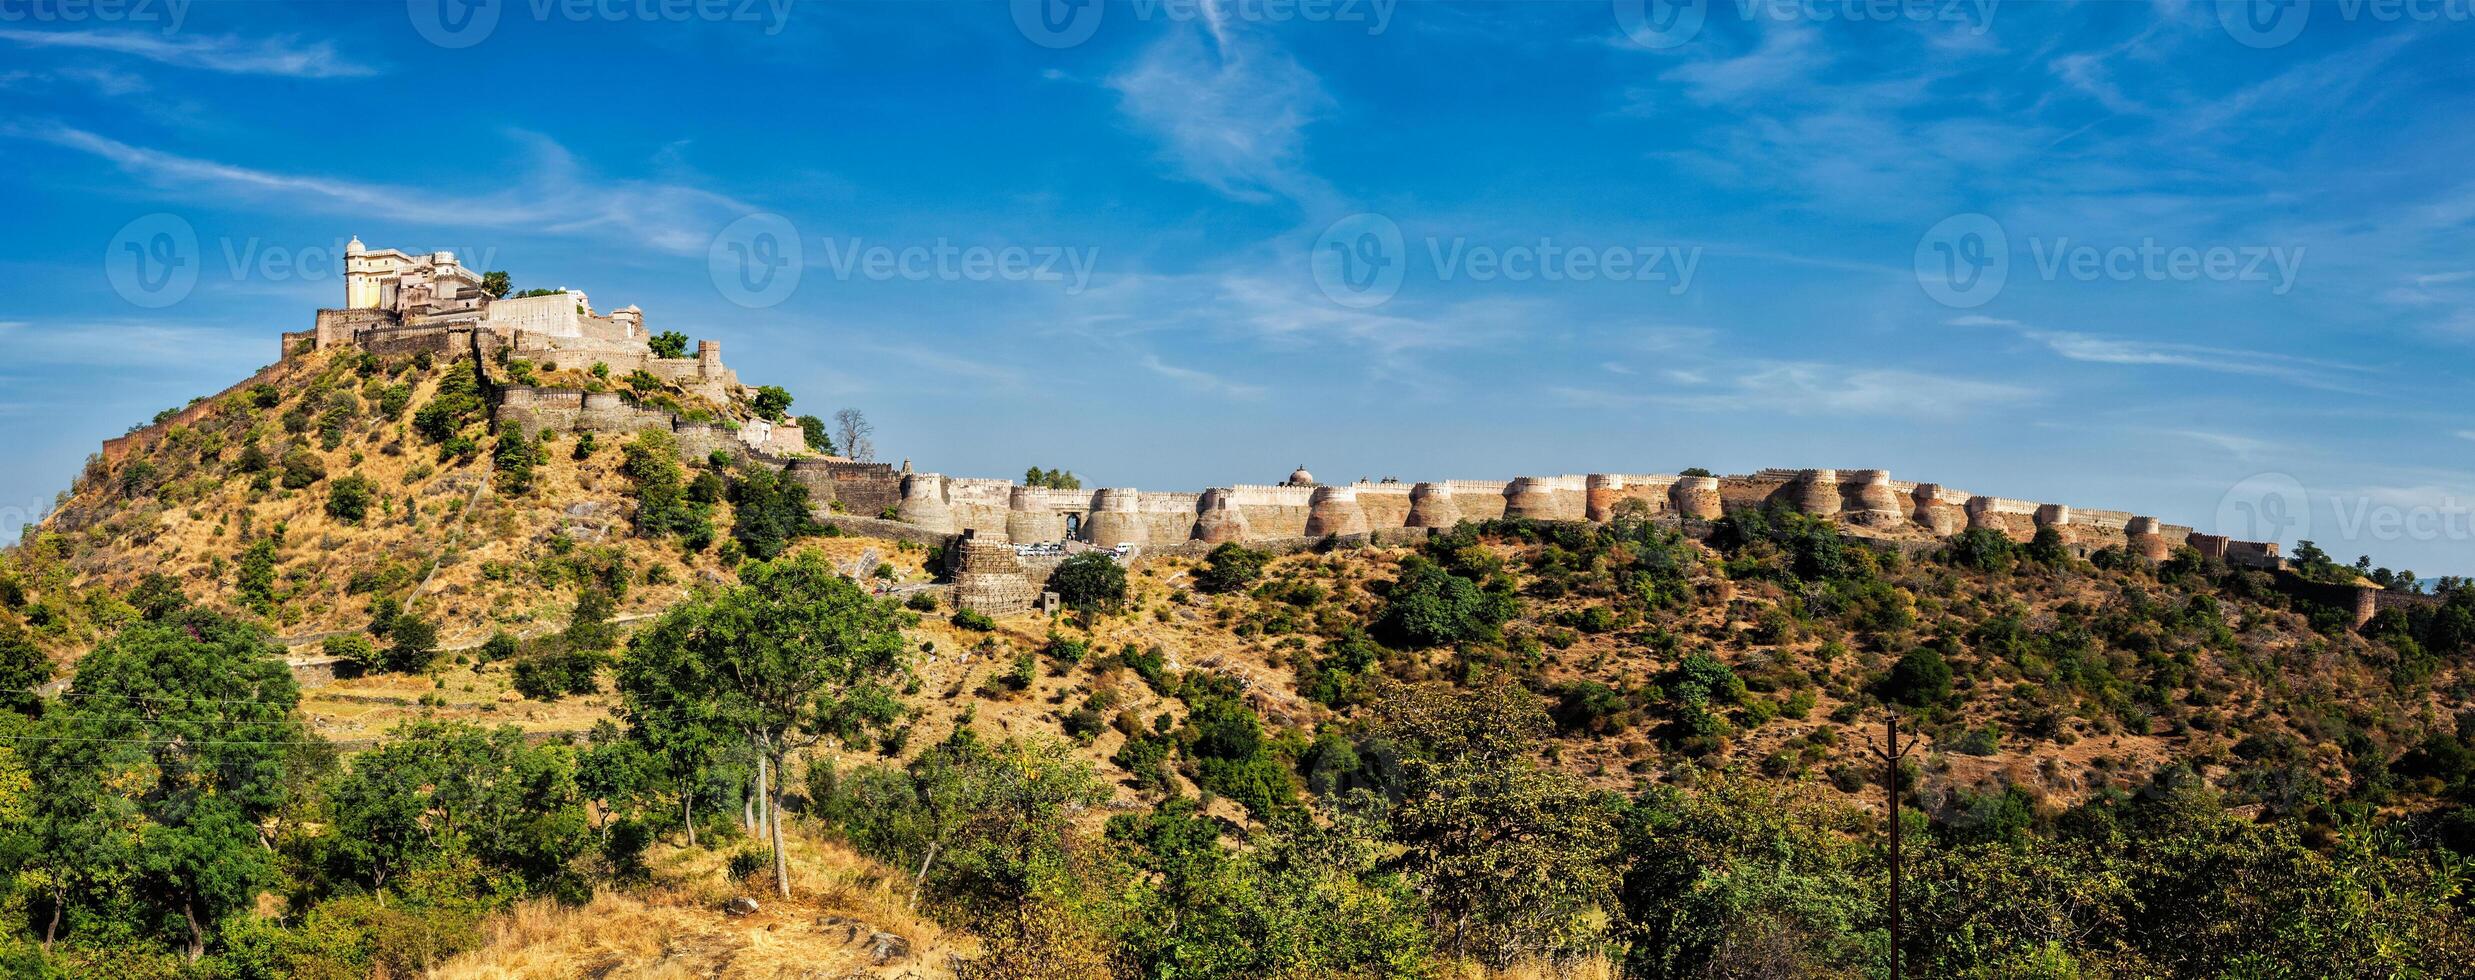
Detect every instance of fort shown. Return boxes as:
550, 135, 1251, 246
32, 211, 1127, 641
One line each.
84, 242, 2417, 624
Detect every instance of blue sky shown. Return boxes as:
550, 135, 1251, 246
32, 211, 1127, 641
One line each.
3, 0, 2473, 575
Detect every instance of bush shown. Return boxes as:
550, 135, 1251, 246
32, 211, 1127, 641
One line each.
1378, 557, 1512, 648
726, 849, 767, 882
1050, 552, 1128, 613
1947, 528, 2017, 572
479, 631, 520, 663
905, 591, 940, 612
325, 474, 377, 523
1194, 543, 1270, 594
513, 651, 604, 701
322, 633, 375, 670
279, 446, 327, 489
1882, 647, 1952, 708
951, 609, 996, 631
383, 615, 440, 673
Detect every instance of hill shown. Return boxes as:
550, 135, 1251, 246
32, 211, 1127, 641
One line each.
4, 332, 2475, 978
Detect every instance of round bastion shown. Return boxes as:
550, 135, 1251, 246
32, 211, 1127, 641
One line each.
1669, 476, 1722, 520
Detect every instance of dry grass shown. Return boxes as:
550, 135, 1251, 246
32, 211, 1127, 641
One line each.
432, 829, 964, 980
1460, 958, 1620, 980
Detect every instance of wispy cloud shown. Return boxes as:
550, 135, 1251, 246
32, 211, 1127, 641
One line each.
14, 124, 752, 255
1557, 361, 2037, 418
0, 318, 261, 369
0, 29, 372, 78
859, 343, 1026, 388
1946, 315, 2374, 392
1105, 17, 1335, 210
1138, 354, 1264, 399
1659, 22, 1827, 107
2168, 428, 2280, 461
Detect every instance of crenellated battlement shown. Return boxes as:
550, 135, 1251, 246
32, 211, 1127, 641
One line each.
888, 462, 2286, 575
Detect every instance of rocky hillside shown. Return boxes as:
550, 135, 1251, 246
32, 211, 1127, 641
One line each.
11, 344, 876, 657
7, 340, 2475, 977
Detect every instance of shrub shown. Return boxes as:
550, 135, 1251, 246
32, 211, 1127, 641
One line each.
279, 447, 327, 489
325, 474, 377, 523
513, 651, 604, 701
479, 631, 520, 663
951, 609, 996, 631
1375, 556, 1512, 648
1194, 543, 1270, 594
384, 615, 440, 673
322, 633, 376, 670
1946, 528, 2017, 572
1050, 552, 1128, 613
1882, 646, 1952, 708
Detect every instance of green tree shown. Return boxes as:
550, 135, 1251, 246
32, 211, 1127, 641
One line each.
621, 551, 908, 897
648, 331, 690, 359
621, 431, 712, 547
727, 466, 815, 561
479, 270, 512, 299
384, 615, 440, 673
1022, 467, 1082, 490
1049, 552, 1127, 613
25, 608, 306, 960
1376, 557, 1512, 648
324, 720, 590, 903
1371, 683, 1615, 966
1193, 543, 1269, 595
279, 446, 327, 489
820, 728, 1106, 919
1616, 773, 1881, 978
796, 414, 835, 455
1946, 528, 2018, 572
752, 385, 794, 421
1108, 799, 1432, 979
1882, 647, 1952, 708
325, 473, 377, 523
0, 621, 52, 715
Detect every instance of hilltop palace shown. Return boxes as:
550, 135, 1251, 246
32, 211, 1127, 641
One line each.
95, 241, 2417, 624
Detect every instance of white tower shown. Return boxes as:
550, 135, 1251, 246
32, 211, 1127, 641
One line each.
342, 235, 380, 310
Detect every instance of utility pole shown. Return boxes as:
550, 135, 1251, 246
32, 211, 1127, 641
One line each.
1871, 711, 1918, 980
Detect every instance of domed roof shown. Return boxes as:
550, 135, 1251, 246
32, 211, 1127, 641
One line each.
1287, 465, 1315, 486
345, 235, 365, 255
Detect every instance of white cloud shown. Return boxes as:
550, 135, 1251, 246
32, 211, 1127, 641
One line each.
1139, 354, 1264, 399
17, 125, 753, 255
0, 29, 374, 78
1559, 361, 2036, 418
1659, 22, 1827, 107
1943, 315, 2375, 392
2168, 429, 2280, 460
1105, 19, 1335, 210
